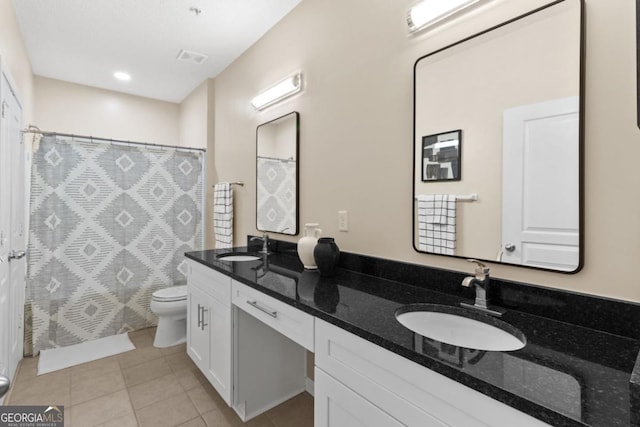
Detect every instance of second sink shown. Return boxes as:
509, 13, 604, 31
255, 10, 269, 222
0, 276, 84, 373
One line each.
395, 304, 526, 352
216, 252, 261, 262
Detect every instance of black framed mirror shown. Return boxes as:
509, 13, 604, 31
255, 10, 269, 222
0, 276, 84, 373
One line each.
413, 0, 584, 273
256, 112, 299, 235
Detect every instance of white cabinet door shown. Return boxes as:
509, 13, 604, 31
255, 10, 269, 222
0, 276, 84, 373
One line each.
187, 284, 210, 372
315, 369, 405, 427
186, 260, 233, 406
315, 319, 550, 427
206, 294, 232, 405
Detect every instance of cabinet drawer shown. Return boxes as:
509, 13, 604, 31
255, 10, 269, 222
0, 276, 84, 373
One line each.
315, 319, 550, 427
187, 259, 231, 306
315, 368, 417, 427
232, 280, 314, 351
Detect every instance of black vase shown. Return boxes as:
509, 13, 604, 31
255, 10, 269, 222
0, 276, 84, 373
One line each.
314, 237, 340, 277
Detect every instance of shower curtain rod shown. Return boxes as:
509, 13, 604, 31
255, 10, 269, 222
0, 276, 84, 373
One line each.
21, 126, 206, 153
257, 155, 296, 163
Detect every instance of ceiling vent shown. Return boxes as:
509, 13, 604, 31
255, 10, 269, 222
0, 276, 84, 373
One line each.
176, 49, 209, 65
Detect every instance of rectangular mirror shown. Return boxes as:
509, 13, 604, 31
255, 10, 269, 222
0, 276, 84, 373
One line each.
256, 112, 299, 235
413, 0, 583, 272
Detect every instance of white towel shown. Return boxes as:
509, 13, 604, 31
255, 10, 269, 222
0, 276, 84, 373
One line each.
416, 194, 457, 255
214, 183, 233, 248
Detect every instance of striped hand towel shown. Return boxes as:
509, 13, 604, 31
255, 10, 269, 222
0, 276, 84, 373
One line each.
214, 183, 233, 248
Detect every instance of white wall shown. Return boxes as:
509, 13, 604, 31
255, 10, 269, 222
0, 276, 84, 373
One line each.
0, 0, 34, 123
211, 0, 640, 303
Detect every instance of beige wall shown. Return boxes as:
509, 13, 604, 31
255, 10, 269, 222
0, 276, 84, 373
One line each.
211, 0, 640, 303
0, 0, 34, 124
179, 81, 209, 150
180, 78, 217, 247
34, 76, 180, 146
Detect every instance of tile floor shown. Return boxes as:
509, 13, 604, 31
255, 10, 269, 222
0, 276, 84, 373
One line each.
6, 327, 314, 427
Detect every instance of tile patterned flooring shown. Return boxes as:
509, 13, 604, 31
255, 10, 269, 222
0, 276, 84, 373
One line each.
6, 328, 314, 427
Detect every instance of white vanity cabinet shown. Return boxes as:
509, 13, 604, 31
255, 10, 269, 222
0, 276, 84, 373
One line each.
186, 259, 233, 405
185, 258, 555, 426
314, 319, 551, 427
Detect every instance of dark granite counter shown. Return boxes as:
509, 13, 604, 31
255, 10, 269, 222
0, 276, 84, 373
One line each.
185, 246, 640, 427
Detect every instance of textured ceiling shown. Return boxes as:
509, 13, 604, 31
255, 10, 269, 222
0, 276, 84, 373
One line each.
11, 0, 302, 102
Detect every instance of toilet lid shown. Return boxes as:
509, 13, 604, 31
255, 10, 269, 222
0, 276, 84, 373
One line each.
152, 285, 188, 302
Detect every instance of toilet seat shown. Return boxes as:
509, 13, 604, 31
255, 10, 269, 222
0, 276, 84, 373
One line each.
152, 285, 187, 302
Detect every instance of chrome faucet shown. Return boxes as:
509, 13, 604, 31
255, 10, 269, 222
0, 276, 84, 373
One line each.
250, 233, 270, 254
460, 259, 504, 317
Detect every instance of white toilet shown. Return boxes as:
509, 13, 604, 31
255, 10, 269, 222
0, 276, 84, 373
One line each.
150, 285, 188, 348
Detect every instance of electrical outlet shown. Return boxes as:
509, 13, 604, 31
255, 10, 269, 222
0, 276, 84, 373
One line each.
338, 210, 348, 231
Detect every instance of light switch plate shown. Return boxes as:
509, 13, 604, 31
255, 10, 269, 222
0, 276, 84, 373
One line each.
338, 210, 348, 232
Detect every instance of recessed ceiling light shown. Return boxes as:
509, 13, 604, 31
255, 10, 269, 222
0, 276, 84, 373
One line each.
114, 71, 131, 82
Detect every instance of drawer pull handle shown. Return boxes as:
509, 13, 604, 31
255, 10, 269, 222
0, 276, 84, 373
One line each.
247, 300, 278, 318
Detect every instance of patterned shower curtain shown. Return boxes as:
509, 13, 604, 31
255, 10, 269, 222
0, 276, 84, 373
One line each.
27, 135, 204, 354
256, 157, 296, 233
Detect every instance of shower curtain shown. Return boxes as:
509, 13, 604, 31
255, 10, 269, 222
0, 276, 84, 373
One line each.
27, 135, 204, 354
256, 157, 296, 233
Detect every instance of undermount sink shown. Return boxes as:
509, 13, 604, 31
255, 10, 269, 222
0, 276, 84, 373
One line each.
395, 304, 526, 352
216, 252, 262, 262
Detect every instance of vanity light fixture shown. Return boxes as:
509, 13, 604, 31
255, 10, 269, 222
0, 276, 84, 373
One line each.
407, 0, 480, 34
251, 72, 303, 111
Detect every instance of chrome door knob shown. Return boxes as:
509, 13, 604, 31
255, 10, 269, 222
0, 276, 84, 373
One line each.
0, 375, 10, 398
8, 250, 25, 261
504, 244, 516, 252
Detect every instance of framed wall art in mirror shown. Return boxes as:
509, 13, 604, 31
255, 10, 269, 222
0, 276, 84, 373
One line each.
422, 130, 461, 182
413, 0, 584, 273
256, 112, 299, 236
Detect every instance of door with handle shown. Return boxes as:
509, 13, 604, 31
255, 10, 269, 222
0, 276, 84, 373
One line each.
502, 97, 579, 271
0, 62, 25, 397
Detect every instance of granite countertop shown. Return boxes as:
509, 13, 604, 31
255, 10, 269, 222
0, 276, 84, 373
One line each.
185, 248, 640, 427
